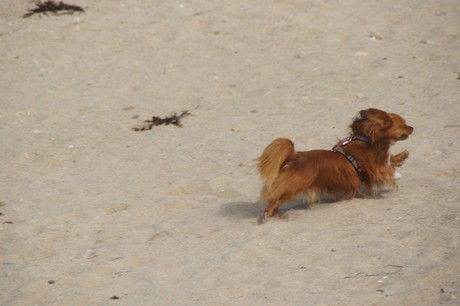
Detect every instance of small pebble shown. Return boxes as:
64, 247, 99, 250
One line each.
355, 51, 368, 56
368, 32, 383, 40
83, 249, 97, 259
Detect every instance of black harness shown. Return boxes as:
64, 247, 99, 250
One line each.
332, 136, 371, 181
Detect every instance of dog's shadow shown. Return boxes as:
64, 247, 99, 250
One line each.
218, 200, 262, 220
218, 197, 350, 220
219, 197, 339, 221
219, 192, 391, 222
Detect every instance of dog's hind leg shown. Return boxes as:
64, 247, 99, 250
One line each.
258, 193, 296, 224
258, 200, 281, 224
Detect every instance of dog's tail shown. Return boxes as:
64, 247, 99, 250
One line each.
258, 138, 295, 189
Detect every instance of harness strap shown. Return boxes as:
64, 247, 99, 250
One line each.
333, 146, 363, 180
332, 135, 369, 181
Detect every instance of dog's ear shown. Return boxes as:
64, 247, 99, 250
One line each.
352, 108, 392, 142
358, 109, 370, 120
366, 108, 393, 128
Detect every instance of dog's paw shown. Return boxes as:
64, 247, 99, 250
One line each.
393, 170, 402, 180
257, 214, 268, 225
391, 150, 409, 167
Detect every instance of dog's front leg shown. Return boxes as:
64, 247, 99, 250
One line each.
390, 150, 409, 168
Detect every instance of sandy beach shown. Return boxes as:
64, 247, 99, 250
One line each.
1, 0, 460, 305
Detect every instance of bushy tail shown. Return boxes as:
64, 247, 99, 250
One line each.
258, 138, 295, 189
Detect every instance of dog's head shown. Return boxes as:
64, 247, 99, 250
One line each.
387, 113, 413, 142
351, 108, 413, 143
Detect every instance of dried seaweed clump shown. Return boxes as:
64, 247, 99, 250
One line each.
133, 111, 191, 131
23, 1, 84, 18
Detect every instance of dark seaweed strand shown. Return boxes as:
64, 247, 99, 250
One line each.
23, 1, 84, 18
133, 111, 191, 131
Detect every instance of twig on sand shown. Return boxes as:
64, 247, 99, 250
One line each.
344, 265, 403, 279
133, 111, 191, 131
23, 1, 84, 18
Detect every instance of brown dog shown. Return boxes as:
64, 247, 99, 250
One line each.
258, 108, 413, 224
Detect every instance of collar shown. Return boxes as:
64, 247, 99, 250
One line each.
332, 135, 369, 181
336, 135, 371, 147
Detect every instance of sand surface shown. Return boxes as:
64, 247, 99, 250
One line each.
1, 1, 460, 305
